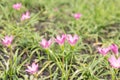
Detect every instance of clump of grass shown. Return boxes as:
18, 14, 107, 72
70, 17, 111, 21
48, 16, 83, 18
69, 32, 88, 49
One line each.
0, 0, 120, 79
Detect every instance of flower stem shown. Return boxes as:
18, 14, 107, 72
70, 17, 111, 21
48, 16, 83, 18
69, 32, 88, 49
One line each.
111, 68, 116, 80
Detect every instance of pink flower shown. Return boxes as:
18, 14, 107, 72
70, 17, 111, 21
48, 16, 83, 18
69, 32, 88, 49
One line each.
2, 36, 14, 47
110, 44, 119, 55
108, 55, 120, 68
21, 11, 30, 21
67, 34, 79, 46
55, 34, 66, 46
97, 47, 110, 56
40, 39, 52, 49
26, 62, 38, 74
12, 3, 22, 10
73, 13, 82, 19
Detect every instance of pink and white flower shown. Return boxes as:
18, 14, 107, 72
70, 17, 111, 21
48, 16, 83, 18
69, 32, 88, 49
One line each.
67, 34, 79, 46
97, 47, 110, 56
110, 44, 119, 55
40, 39, 52, 49
12, 3, 22, 10
21, 11, 30, 21
26, 62, 38, 74
2, 36, 14, 47
73, 13, 82, 19
108, 55, 120, 68
55, 34, 66, 46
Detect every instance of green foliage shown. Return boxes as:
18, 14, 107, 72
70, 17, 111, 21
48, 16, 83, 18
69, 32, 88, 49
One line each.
0, 0, 120, 80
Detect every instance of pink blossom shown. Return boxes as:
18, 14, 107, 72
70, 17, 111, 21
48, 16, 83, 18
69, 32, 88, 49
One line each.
108, 55, 120, 68
73, 13, 82, 19
55, 34, 66, 46
97, 47, 110, 56
26, 62, 38, 74
67, 34, 79, 46
40, 39, 52, 49
2, 36, 13, 47
12, 3, 22, 10
110, 44, 119, 55
21, 11, 30, 21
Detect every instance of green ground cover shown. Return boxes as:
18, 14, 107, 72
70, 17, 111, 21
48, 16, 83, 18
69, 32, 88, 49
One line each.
0, 0, 120, 80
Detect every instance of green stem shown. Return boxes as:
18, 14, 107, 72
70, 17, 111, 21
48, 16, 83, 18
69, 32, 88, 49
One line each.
60, 45, 64, 51
9, 46, 13, 61
33, 73, 38, 80
7, 46, 13, 80
62, 56, 64, 64
111, 68, 116, 80
60, 45, 65, 64
45, 49, 50, 60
